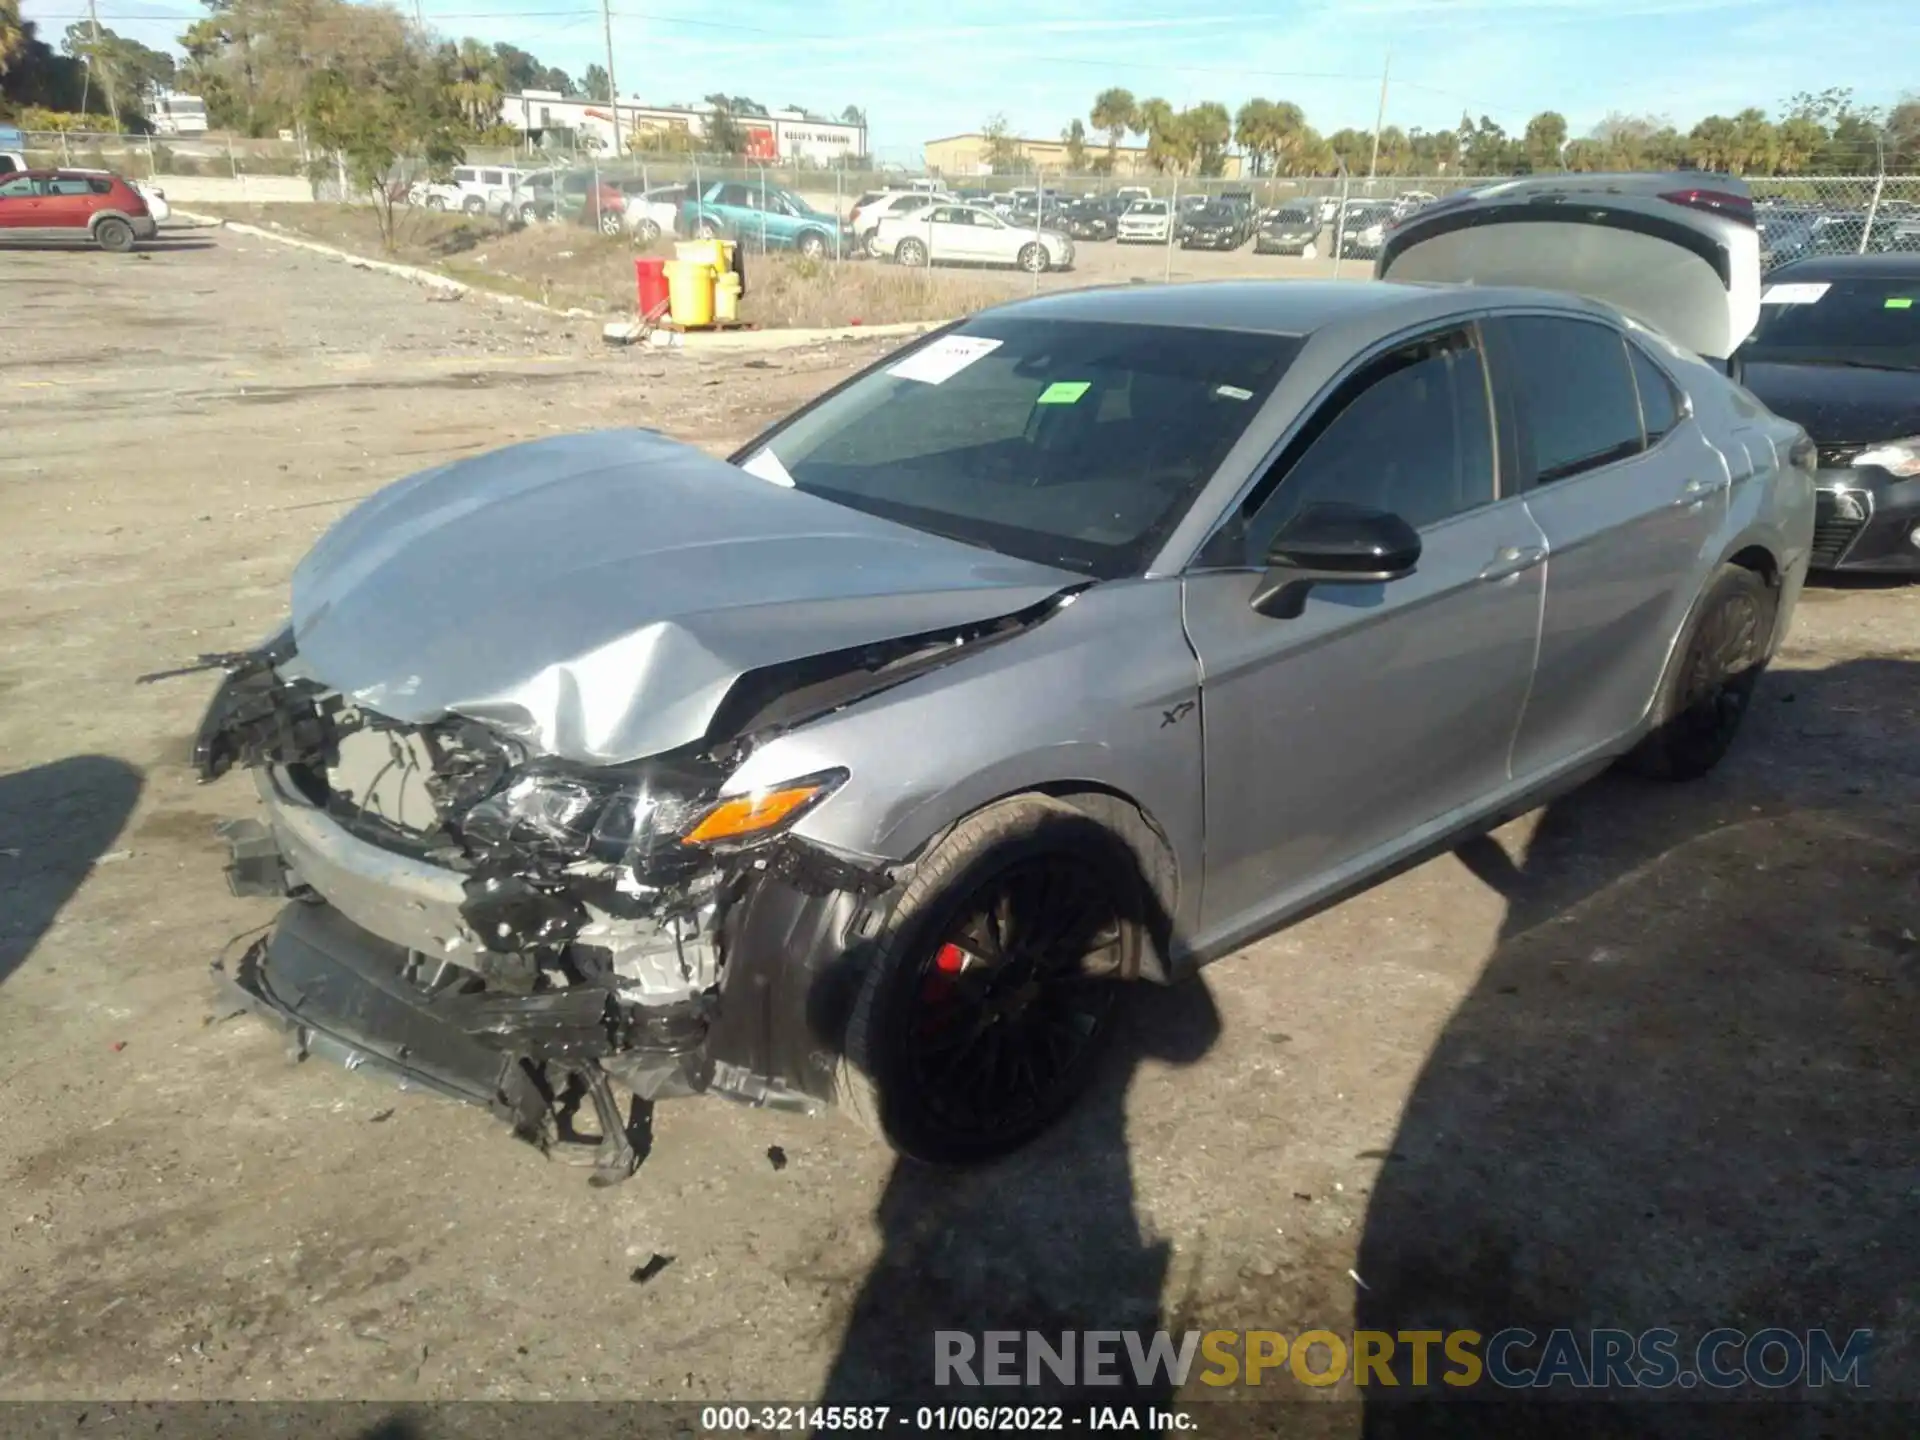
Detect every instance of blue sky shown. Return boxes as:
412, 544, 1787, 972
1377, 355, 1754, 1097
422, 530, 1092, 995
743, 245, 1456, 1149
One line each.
24, 0, 1920, 163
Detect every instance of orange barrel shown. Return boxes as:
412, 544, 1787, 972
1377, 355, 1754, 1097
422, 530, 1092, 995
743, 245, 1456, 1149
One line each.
635, 256, 670, 317
663, 260, 716, 327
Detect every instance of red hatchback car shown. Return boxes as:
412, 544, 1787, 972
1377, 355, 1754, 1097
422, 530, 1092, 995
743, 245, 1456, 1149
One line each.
0, 168, 156, 251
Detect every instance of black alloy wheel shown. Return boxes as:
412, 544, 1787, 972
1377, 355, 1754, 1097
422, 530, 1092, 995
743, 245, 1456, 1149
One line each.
903, 853, 1123, 1146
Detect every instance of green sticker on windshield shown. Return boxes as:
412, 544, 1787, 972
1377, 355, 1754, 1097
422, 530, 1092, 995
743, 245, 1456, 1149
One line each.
1037, 381, 1091, 404
1887, 297, 1914, 309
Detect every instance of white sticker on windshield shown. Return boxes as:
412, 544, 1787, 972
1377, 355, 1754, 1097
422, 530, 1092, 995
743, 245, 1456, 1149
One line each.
740, 448, 795, 487
886, 335, 1003, 385
1215, 384, 1254, 401
1761, 282, 1831, 305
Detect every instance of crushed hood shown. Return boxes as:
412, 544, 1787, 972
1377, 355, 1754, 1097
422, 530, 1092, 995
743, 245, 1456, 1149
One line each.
281, 429, 1078, 765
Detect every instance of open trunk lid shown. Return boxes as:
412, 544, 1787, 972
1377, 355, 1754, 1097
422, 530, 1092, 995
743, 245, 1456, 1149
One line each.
1376, 172, 1760, 361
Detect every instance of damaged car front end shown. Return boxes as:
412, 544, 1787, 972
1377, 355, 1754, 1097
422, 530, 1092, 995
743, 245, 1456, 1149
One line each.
184, 426, 1086, 1182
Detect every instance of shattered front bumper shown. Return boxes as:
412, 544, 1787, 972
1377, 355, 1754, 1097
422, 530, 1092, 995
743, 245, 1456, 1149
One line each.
218, 766, 895, 1177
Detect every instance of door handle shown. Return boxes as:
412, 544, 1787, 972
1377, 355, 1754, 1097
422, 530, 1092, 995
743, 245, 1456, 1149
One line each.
1479, 545, 1546, 582
1673, 475, 1733, 507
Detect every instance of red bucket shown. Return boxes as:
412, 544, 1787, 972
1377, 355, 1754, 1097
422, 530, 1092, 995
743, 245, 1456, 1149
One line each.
635, 257, 670, 318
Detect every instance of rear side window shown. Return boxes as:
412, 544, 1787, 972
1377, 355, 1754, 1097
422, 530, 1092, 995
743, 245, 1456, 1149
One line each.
1628, 345, 1683, 443
47, 175, 94, 195
1493, 316, 1645, 484
1243, 327, 1495, 559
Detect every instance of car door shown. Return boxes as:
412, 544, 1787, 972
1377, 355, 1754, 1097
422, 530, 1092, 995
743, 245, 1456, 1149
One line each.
1182, 323, 1547, 944
42, 173, 97, 231
0, 172, 43, 232
1484, 313, 1730, 778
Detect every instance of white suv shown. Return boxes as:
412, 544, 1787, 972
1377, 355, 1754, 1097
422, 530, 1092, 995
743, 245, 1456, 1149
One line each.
410, 166, 536, 218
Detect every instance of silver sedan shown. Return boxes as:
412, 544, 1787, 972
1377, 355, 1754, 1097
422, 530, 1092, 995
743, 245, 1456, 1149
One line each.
187, 174, 1811, 1176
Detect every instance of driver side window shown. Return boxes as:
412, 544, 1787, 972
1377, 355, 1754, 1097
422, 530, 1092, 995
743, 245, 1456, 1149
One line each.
1241, 327, 1495, 564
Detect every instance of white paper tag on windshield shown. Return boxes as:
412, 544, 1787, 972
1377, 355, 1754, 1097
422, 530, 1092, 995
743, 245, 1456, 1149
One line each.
1761, 282, 1830, 305
886, 335, 1002, 385
740, 448, 795, 487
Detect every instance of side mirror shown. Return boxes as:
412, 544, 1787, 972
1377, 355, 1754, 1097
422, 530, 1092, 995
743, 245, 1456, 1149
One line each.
1250, 503, 1422, 619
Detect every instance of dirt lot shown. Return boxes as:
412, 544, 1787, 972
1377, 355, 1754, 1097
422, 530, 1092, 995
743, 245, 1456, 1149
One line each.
1, 229, 1916, 1428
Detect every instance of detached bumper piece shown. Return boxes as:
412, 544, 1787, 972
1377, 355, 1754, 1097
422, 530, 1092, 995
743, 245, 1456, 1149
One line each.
219, 901, 662, 1186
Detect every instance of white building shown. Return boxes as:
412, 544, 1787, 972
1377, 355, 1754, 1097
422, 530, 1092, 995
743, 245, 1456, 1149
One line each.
498, 92, 866, 164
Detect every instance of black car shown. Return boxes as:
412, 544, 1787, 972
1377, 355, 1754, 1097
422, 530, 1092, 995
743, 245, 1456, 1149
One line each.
1062, 200, 1116, 241
1179, 202, 1248, 250
1737, 255, 1920, 572
1255, 201, 1323, 256
1335, 202, 1398, 259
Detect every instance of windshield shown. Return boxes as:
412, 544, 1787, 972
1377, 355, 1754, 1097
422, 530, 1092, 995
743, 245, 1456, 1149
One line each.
1270, 206, 1314, 225
1127, 202, 1167, 217
1193, 206, 1234, 222
1742, 276, 1920, 370
735, 318, 1301, 578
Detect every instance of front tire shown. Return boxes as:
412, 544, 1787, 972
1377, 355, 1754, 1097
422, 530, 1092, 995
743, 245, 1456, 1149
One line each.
598, 209, 623, 237
634, 217, 661, 244
94, 217, 135, 253
1624, 564, 1775, 781
426, 196, 447, 211
462, 195, 484, 216
840, 796, 1137, 1163
895, 237, 927, 267
796, 230, 828, 260
1017, 241, 1048, 273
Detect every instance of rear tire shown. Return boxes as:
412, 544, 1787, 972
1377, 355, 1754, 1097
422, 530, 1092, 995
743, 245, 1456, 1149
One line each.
694, 218, 721, 240
635, 217, 661, 244
840, 795, 1138, 1164
462, 195, 484, 216
1624, 563, 1775, 781
426, 196, 447, 211
598, 209, 623, 237
94, 217, 135, 253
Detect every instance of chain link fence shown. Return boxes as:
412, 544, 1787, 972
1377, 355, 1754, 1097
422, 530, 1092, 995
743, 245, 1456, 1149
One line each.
19, 132, 1920, 272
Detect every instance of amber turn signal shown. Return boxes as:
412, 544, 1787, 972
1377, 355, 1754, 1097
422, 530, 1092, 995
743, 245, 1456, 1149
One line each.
681, 777, 837, 845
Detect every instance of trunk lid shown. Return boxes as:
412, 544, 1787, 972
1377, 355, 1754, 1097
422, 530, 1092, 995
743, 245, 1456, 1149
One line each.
280, 429, 1078, 765
1376, 172, 1761, 361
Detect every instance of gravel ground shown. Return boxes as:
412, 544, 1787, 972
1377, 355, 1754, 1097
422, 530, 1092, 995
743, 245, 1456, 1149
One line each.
1, 229, 1914, 1431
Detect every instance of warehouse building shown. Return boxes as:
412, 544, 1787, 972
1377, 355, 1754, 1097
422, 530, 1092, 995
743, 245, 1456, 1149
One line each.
924, 131, 1245, 179
500, 92, 867, 163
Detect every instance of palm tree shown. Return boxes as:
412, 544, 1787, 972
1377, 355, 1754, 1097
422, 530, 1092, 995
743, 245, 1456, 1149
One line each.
1090, 87, 1136, 172
449, 36, 503, 132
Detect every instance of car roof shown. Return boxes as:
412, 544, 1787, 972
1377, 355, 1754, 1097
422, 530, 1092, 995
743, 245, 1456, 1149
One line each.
1768, 253, 1920, 283
987, 278, 1596, 336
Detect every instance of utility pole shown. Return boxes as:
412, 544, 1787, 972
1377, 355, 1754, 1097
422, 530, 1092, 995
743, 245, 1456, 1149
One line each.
1366, 48, 1390, 183
86, 0, 120, 130
600, 0, 622, 156
413, 0, 425, 30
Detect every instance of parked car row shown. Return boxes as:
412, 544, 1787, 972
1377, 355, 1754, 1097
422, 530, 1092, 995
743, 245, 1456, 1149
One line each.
1756, 199, 1920, 270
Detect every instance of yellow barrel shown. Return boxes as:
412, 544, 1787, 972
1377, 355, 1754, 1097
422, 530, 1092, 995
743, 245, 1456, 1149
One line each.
675, 237, 737, 275
714, 270, 742, 323
663, 260, 716, 327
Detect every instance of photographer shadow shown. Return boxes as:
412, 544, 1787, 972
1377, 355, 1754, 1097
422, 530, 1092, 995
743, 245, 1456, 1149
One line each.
1357, 656, 1920, 1434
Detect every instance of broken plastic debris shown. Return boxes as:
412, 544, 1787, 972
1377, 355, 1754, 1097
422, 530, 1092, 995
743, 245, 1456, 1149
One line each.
766, 1144, 789, 1172
630, 1253, 674, 1284
94, 850, 133, 865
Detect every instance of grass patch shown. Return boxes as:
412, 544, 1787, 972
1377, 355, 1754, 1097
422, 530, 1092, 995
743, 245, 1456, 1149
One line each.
193, 202, 1019, 327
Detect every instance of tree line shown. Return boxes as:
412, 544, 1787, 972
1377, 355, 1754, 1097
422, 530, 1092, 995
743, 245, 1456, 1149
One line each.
1056, 86, 1919, 178
0, 0, 864, 153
